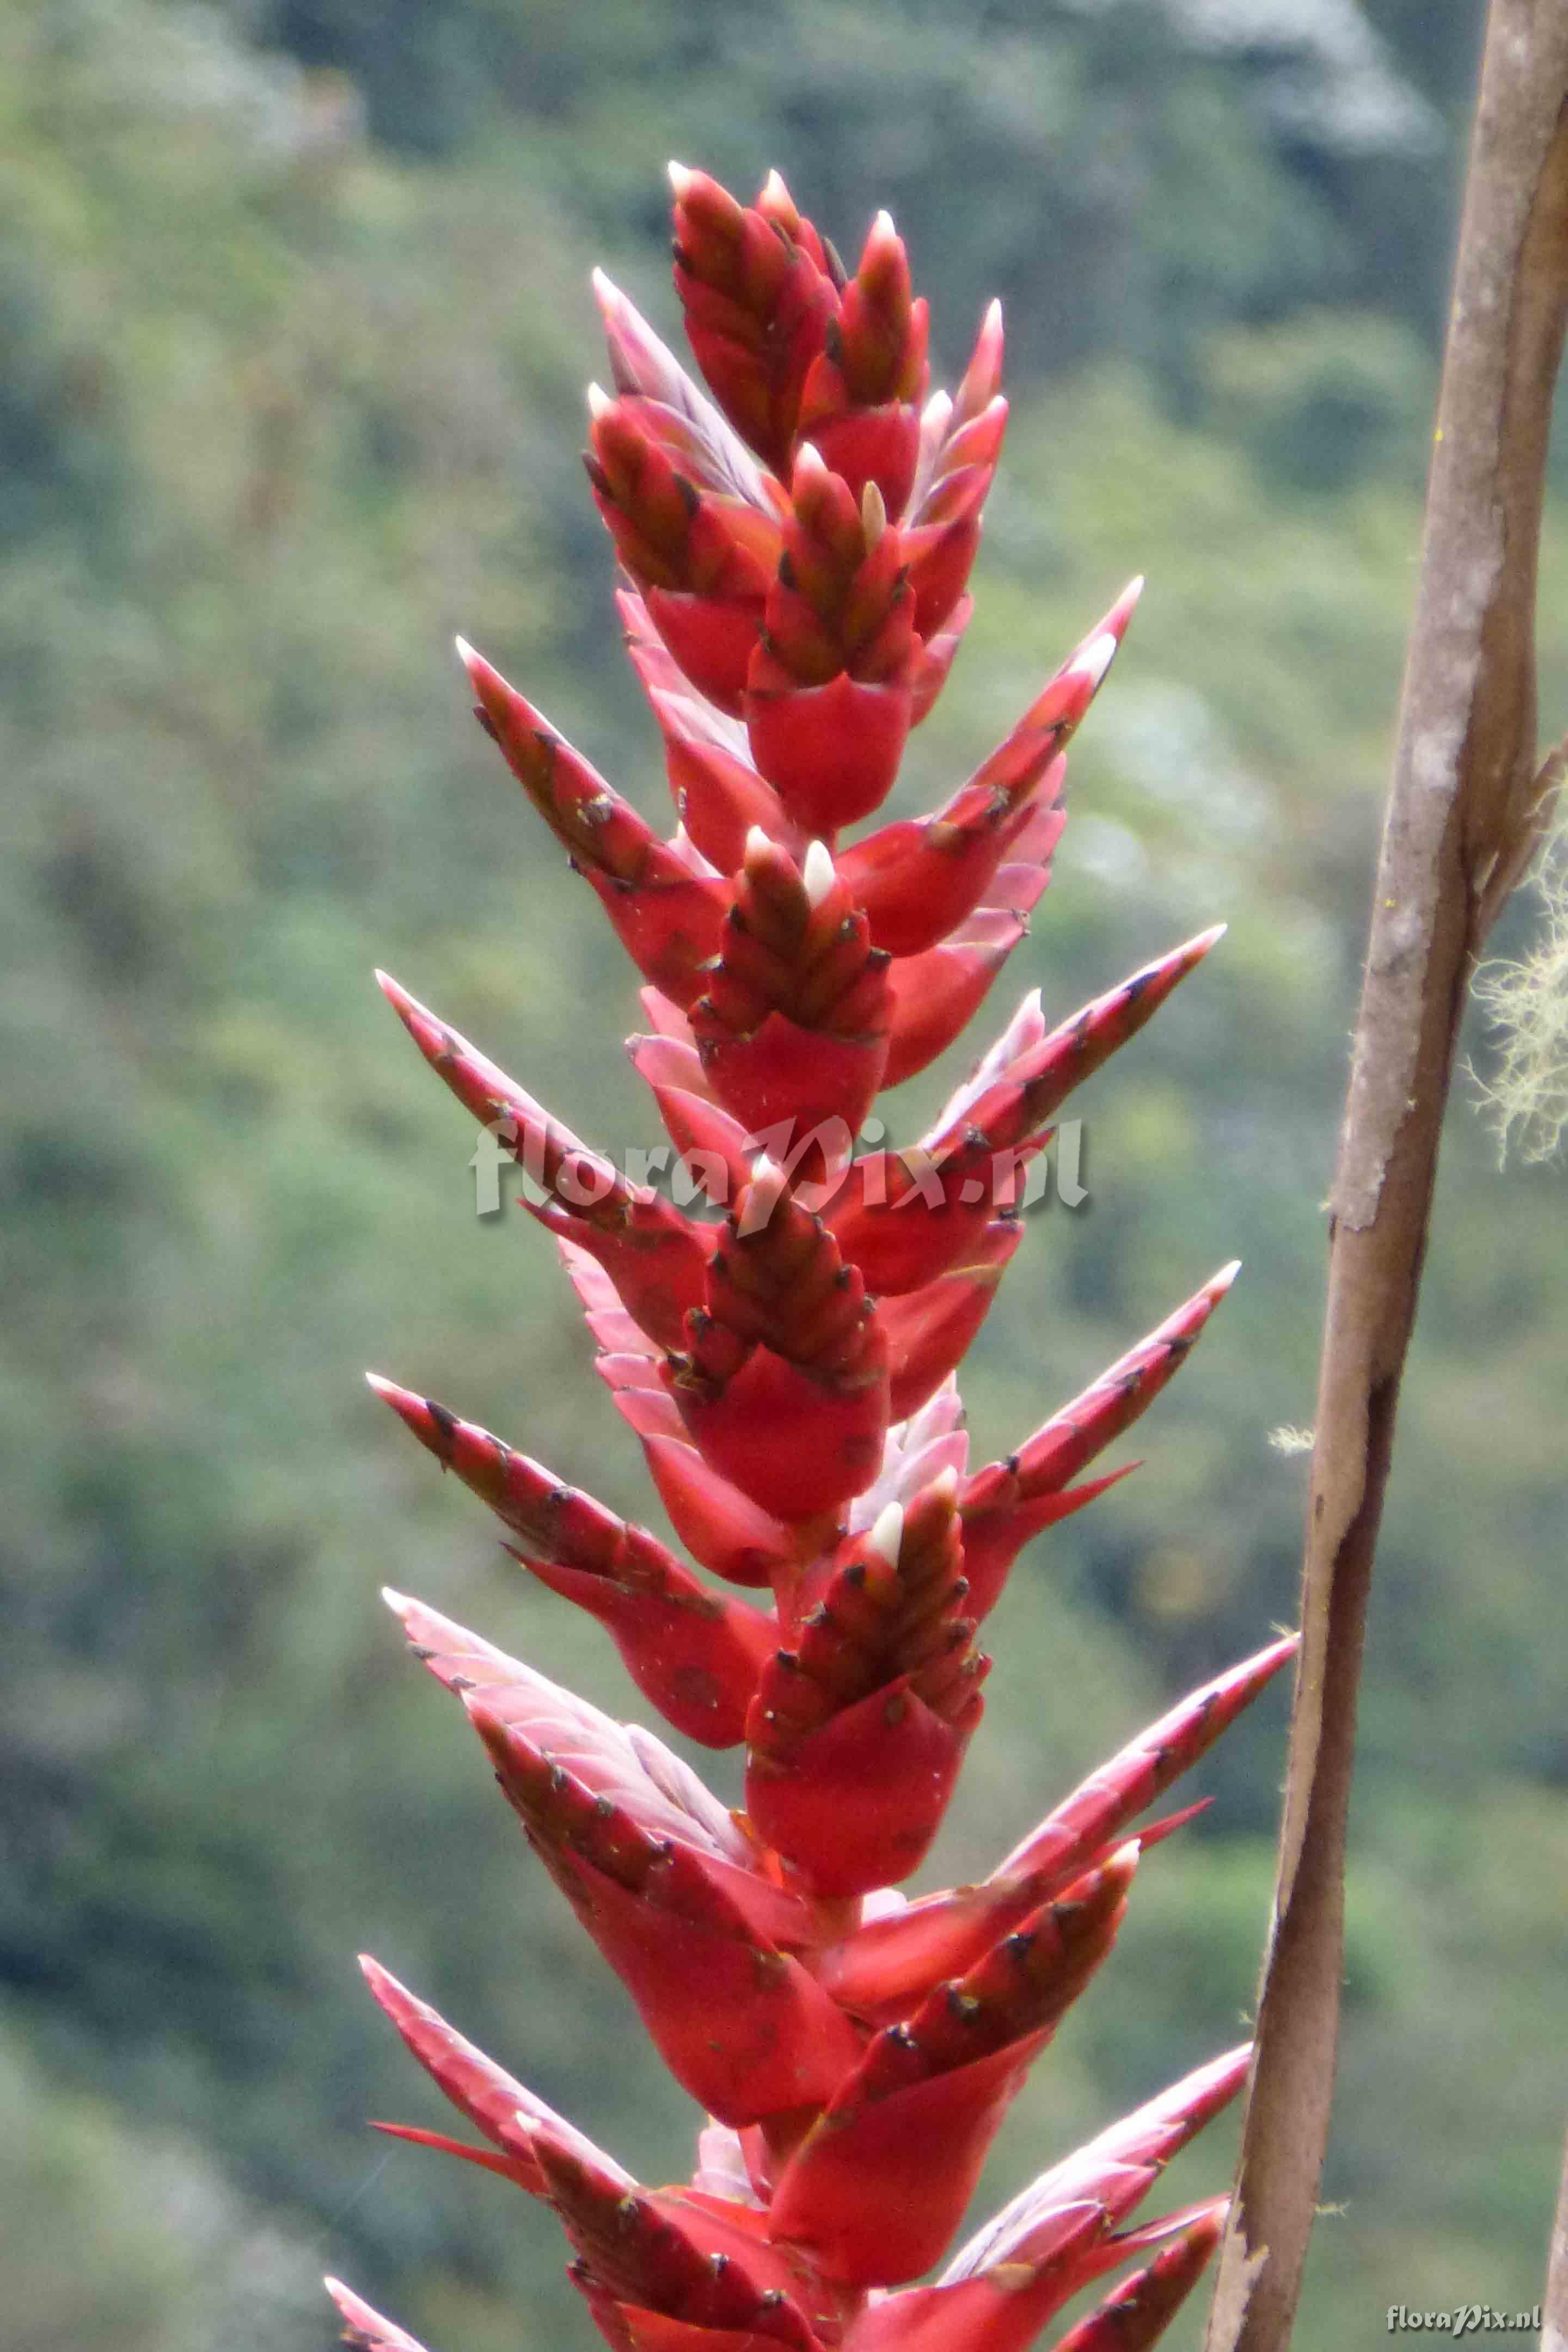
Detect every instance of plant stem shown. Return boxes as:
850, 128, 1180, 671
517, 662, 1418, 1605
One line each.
1547, 2124, 1568, 2350
1202, 10, 1568, 2347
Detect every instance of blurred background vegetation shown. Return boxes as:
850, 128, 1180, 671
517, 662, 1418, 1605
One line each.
3, 1, 1564, 2344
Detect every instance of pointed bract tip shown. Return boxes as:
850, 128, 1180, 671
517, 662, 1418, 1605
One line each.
861, 477, 887, 548
763, 168, 790, 204
667, 161, 695, 198
803, 838, 836, 909
793, 440, 828, 487
745, 1152, 789, 1223
872, 208, 896, 241
1213, 1258, 1243, 1293
1076, 630, 1121, 691
743, 823, 775, 867
380, 1584, 413, 1617
454, 633, 480, 672
929, 1463, 960, 1505
1192, 921, 1227, 952
586, 381, 614, 422
1091, 575, 1144, 654
367, 1375, 430, 1433
1211, 2042, 1254, 2093
868, 1499, 904, 1565
1098, 577, 1145, 643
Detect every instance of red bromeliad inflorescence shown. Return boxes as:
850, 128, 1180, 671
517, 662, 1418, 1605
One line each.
335, 166, 1296, 2352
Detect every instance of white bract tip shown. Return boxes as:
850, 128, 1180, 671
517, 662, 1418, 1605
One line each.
763, 168, 790, 205
1077, 630, 1120, 690
364, 1370, 394, 1396
803, 838, 836, 909
591, 267, 629, 322
985, 296, 1003, 332
454, 633, 479, 671
380, 1585, 411, 1613
667, 161, 695, 197
1112, 1837, 1142, 1871
586, 380, 614, 421
929, 1464, 960, 1505
872, 208, 896, 241
793, 439, 827, 485
1216, 1258, 1244, 1290
868, 1500, 905, 1565
860, 476, 887, 548
744, 1154, 789, 1223
743, 823, 775, 866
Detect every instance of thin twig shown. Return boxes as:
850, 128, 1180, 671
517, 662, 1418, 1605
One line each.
1203, 9, 1568, 2348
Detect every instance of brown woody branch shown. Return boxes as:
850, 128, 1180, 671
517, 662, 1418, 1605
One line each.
1203, 8, 1568, 2348
1548, 2124, 1568, 2349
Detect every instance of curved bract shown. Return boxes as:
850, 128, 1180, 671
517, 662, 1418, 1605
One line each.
338, 165, 1295, 2352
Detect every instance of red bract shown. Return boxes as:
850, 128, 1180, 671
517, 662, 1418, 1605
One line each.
669, 164, 841, 481
1044, 2208, 1228, 2352
688, 827, 891, 1143
817, 1636, 1296, 2020
367, 1379, 771, 1745
842, 2048, 1248, 2352
745, 1481, 987, 1894
337, 166, 1296, 2352
834, 575, 1140, 959
767, 1846, 1140, 2283
795, 207, 929, 514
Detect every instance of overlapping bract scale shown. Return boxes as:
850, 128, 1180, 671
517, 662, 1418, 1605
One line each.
338, 162, 1294, 2352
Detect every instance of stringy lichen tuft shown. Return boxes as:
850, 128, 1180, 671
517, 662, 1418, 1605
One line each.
1472, 800, 1568, 1165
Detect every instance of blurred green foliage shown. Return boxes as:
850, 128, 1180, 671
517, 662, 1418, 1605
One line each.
4, 2, 1564, 2348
